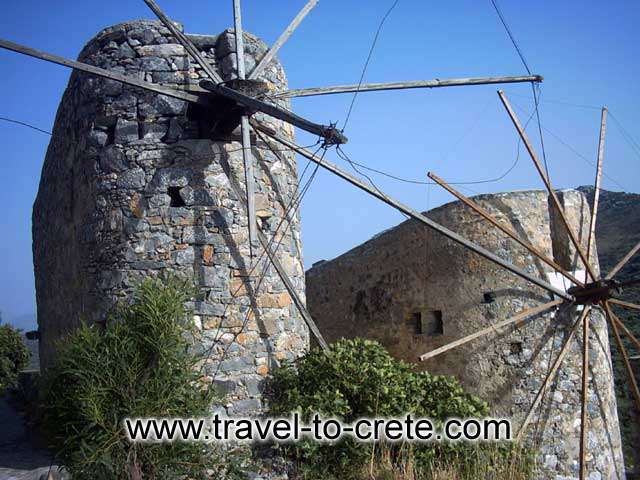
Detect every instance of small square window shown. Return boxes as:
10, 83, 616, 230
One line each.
410, 310, 443, 336
168, 186, 186, 207
483, 292, 496, 304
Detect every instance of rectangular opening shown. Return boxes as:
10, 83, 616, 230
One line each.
483, 292, 496, 304
168, 186, 186, 207
409, 310, 443, 336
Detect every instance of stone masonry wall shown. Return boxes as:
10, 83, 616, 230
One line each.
33, 20, 308, 415
306, 190, 625, 479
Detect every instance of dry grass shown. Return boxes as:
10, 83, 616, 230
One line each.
352, 443, 534, 480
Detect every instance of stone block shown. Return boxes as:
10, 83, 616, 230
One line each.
202, 265, 229, 288
114, 118, 139, 144
116, 168, 146, 189
139, 56, 170, 71
137, 44, 186, 57
172, 247, 194, 265
140, 122, 168, 141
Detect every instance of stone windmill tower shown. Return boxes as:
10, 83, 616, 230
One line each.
31, 20, 310, 414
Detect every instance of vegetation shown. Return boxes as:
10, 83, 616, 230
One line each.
0, 324, 30, 392
268, 338, 533, 479
40, 277, 242, 480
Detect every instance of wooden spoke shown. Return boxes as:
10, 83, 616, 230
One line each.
608, 309, 640, 352
604, 302, 640, 410
273, 75, 543, 99
585, 107, 607, 284
233, 0, 257, 254
517, 306, 590, 440
233, 0, 247, 79
497, 90, 598, 282
605, 240, 640, 280
609, 298, 640, 312
579, 306, 590, 480
0, 38, 204, 105
198, 135, 328, 350
253, 121, 574, 300
142, 0, 224, 84
428, 171, 584, 288
240, 116, 257, 254
248, 0, 319, 80
418, 300, 562, 362
257, 230, 329, 351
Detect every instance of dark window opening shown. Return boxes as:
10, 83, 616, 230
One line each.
409, 312, 422, 334
510, 342, 523, 355
411, 310, 444, 336
483, 292, 496, 304
186, 99, 243, 140
168, 186, 186, 207
106, 124, 116, 144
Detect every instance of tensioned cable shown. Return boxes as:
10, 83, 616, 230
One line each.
186, 139, 325, 382
609, 112, 640, 160
489, 0, 550, 179
342, 0, 400, 131
0, 116, 52, 135
205, 143, 328, 394
333, 104, 537, 188
508, 100, 629, 191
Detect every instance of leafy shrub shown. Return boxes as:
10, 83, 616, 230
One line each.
268, 338, 529, 479
40, 277, 240, 480
0, 324, 30, 391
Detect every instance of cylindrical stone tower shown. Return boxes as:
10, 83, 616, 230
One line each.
33, 20, 308, 414
306, 190, 626, 479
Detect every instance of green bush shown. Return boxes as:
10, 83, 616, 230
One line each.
0, 324, 30, 392
40, 277, 241, 480
268, 338, 529, 479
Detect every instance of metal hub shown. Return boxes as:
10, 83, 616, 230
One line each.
568, 279, 623, 305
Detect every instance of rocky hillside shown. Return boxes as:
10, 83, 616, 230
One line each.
578, 186, 640, 281
578, 185, 640, 476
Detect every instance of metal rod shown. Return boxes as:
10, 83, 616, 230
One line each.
604, 302, 640, 410
0, 38, 204, 104
609, 298, 640, 311
0, 34, 348, 146
201, 80, 348, 144
248, 0, 319, 80
585, 107, 607, 284
274, 75, 544, 98
605, 240, 640, 280
498, 90, 598, 282
253, 121, 574, 301
418, 300, 562, 362
143, 0, 224, 84
428, 171, 584, 287
579, 307, 590, 480
516, 306, 588, 440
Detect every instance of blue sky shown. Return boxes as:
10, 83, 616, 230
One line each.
1, 0, 639, 330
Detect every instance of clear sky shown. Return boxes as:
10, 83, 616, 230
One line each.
1, 0, 639, 330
